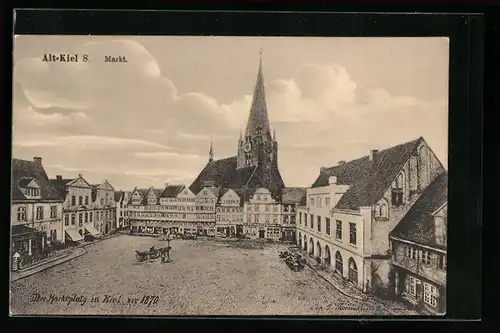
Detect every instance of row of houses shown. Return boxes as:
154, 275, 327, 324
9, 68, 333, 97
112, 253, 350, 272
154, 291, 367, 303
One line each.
11, 157, 127, 258
126, 185, 305, 241
296, 137, 447, 315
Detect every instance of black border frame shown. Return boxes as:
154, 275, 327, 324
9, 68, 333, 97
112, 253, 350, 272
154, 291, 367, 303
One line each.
5, 6, 486, 331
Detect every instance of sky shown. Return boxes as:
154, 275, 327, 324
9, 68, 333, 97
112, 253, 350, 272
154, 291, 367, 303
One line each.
12, 36, 449, 190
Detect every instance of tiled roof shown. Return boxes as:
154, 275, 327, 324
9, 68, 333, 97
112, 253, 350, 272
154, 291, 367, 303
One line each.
114, 191, 124, 201
49, 178, 74, 200
390, 172, 448, 250
189, 157, 258, 195
11, 159, 62, 201
160, 185, 185, 198
281, 187, 307, 205
312, 137, 424, 210
18, 178, 35, 188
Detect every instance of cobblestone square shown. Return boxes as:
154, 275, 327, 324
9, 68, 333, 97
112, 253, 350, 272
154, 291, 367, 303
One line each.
10, 235, 412, 316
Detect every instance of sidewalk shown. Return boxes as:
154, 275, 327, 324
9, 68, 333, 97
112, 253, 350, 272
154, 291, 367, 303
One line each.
291, 247, 418, 315
11, 247, 87, 282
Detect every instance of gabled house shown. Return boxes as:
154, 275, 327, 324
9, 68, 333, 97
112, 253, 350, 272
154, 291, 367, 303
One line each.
216, 189, 244, 237
297, 137, 446, 293
390, 172, 447, 314
11, 157, 64, 258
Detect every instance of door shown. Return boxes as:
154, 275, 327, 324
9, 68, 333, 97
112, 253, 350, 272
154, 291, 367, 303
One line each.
259, 230, 265, 238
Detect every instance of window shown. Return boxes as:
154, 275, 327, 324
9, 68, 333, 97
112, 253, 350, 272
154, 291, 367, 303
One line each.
335, 251, 343, 275
79, 196, 83, 205
310, 198, 314, 207
50, 205, 57, 218
64, 214, 69, 226
265, 205, 269, 212
423, 283, 437, 307
90, 212, 93, 222
348, 258, 358, 285
273, 205, 278, 212
349, 223, 356, 245
336, 220, 342, 240
317, 216, 321, 232
248, 205, 252, 212
397, 173, 404, 189
36, 206, 44, 220
71, 195, 76, 206
17, 206, 27, 221
374, 204, 380, 218
85, 196, 89, 205
326, 218, 331, 235
85, 212, 89, 223
380, 204, 388, 218
406, 246, 417, 259
100, 198, 104, 206
392, 191, 403, 206
437, 254, 446, 270
71, 214, 76, 225
407, 276, 418, 296
325, 197, 330, 207
310, 214, 314, 229
79, 213, 83, 227
317, 198, 322, 208
421, 250, 431, 265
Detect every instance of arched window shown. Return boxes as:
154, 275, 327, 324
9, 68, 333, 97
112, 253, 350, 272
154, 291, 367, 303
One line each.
303, 235, 307, 252
309, 238, 314, 255
380, 203, 388, 218
335, 251, 343, 276
298, 232, 302, 248
374, 204, 380, 218
324, 245, 331, 266
348, 258, 358, 285
316, 241, 322, 258
397, 172, 404, 189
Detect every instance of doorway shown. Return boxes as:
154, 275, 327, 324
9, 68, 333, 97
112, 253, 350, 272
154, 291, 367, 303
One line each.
259, 230, 265, 239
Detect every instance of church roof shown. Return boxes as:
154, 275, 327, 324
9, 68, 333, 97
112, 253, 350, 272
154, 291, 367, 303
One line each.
189, 157, 257, 195
245, 55, 271, 138
312, 137, 430, 210
12, 158, 62, 201
391, 172, 448, 250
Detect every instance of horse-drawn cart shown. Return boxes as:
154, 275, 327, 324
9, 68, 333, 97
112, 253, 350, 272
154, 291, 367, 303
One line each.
135, 247, 171, 262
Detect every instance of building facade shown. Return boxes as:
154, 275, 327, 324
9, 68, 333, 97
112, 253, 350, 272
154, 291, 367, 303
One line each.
127, 185, 198, 234
51, 174, 116, 243
195, 187, 218, 236
243, 188, 282, 239
216, 189, 244, 237
11, 157, 64, 257
390, 173, 447, 314
297, 137, 446, 293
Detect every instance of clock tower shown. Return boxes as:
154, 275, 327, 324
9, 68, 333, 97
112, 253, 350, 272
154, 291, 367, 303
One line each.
237, 51, 279, 171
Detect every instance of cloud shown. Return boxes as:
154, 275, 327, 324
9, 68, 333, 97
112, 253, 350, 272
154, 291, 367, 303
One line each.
12, 37, 448, 189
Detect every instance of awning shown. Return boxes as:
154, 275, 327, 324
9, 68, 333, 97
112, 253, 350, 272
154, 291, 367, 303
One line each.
85, 225, 100, 236
65, 229, 84, 242
11, 225, 44, 241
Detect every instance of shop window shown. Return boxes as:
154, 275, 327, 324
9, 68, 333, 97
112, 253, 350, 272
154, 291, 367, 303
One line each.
423, 282, 437, 307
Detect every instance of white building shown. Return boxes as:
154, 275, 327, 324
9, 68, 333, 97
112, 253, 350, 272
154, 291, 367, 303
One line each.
297, 137, 446, 293
244, 188, 282, 239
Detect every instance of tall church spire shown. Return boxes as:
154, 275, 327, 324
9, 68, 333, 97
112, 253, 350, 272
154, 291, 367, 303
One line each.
208, 140, 214, 162
245, 49, 271, 138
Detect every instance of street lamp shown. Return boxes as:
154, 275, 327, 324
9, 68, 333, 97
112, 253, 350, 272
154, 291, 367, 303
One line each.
166, 234, 173, 262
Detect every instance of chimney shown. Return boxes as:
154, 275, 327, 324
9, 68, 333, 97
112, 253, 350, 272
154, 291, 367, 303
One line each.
338, 161, 346, 166
78, 173, 82, 178
56, 175, 62, 181
369, 149, 379, 161
320, 167, 326, 173
328, 176, 337, 185
33, 157, 42, 165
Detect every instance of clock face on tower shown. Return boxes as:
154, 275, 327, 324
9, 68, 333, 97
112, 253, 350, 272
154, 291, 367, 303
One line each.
243, 142, 252, 153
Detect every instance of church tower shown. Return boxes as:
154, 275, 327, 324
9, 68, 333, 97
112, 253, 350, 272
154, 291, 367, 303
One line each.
236, 51, 284, 193
237, 51, 279, 171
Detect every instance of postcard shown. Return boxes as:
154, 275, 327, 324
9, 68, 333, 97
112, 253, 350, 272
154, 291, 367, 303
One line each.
10, 35, 448, 316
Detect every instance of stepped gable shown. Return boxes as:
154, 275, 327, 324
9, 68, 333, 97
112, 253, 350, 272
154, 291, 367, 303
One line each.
12, 158, 61, 201
391, 172, 448, 250
312, 137, 424, 210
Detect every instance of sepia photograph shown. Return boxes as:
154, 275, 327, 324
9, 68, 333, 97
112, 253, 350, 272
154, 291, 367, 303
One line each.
10, 35, 449, 316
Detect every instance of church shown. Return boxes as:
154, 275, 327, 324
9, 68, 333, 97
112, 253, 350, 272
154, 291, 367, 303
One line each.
189, 54, 287, 199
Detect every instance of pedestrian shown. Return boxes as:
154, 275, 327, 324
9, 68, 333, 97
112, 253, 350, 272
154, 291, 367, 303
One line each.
160, 249, 166, 264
